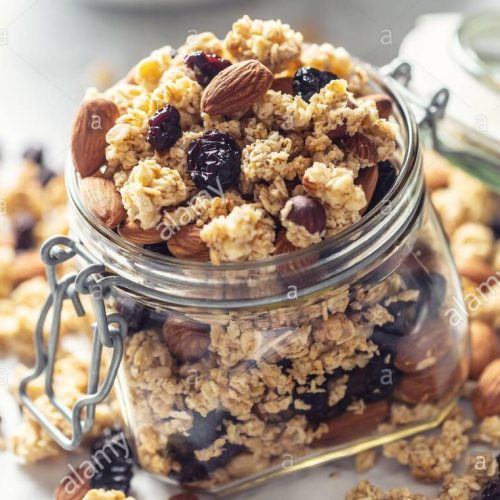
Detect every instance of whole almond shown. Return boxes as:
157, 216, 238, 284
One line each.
457, 257, 495, 284
356, 166, 379, 215
470, 320, 500, 380
167, 224, 210, 261
118, 220, 165, 245
80, 177, 126, 228
395, 319, 453, 373
71, 98, 119, 177
201, 60, 273, 115
473, 358, 500, 418
312, 400, 389, 447
340, 133, 378, 165
162, 317, 210, 362
395, 351, 461, 405
11, 250, 46, 286
360, 94, 393, 119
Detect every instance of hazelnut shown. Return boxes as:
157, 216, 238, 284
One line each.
162, 317, 210, 362
286, 195, 326, 235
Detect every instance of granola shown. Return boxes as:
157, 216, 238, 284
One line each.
71, 16, 398, 266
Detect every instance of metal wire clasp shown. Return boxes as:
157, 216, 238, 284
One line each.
19, 235, 128, 451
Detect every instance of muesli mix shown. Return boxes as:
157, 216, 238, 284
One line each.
0, 15, 499, 500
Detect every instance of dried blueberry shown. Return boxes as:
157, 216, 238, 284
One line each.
346, 350, 401, 402
187, 130, 241, 192
13, 213, 36, 251
184, 51, 231, 87
186, 410, 228, 450
479, 477, 500, 500
23, 146, 44, 165
90, 428, 134, 495
292, 67, 338, 102
143, 242, 171, 256
367, 160, 398, 211
114, 295, 148, 335
147, 105, 182, 153
23, 145, 56, 186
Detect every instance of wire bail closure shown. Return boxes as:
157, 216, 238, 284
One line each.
19, 235, 128, 451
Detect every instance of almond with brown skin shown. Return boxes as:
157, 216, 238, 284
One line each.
356, 166, 379, 215
470, 320, 500, 380
473, 359, 500, 418
394, 319, 453, 373
80, 177, 126, 228
71, 98, 119, 177
457, 257, 495, 285
312, 400, 390, 447
118, 220, 165, 245
201, 60, 273, 115
167, 224, 210, 261
11, 250, 46, 286
162, 317, 210, 362
340, 133, 378, 165
395, 351, 461, 405
360, 94, 393, 119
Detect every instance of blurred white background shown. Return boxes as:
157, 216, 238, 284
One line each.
1, 0, 499, 168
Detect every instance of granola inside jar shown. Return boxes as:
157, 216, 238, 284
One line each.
25, 17, 469, 496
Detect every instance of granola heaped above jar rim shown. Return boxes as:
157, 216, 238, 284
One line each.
71, 15, 397, 265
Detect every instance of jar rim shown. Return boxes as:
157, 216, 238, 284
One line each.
66, 66, 423, 308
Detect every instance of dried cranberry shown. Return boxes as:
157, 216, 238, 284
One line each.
147, 105, 182, 153
292, 67, 338, 102
184, 51, 231, 87
187, 130, 241, 192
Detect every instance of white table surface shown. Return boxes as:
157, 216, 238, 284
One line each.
0, 1, 498, 498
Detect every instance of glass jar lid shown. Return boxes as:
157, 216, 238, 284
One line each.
400, 12, 500, 192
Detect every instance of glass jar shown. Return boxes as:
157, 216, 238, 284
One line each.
20, 67, 468, 496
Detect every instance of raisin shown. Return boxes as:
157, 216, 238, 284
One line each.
292, 67, 338, 102
90, 428, 134, 495
187, 130, 241, 192
184, 51, 231, 87
147, 105, 182, 153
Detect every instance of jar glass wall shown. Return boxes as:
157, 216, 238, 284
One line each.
107, 195, 467, 494
61, 69, 468, 495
